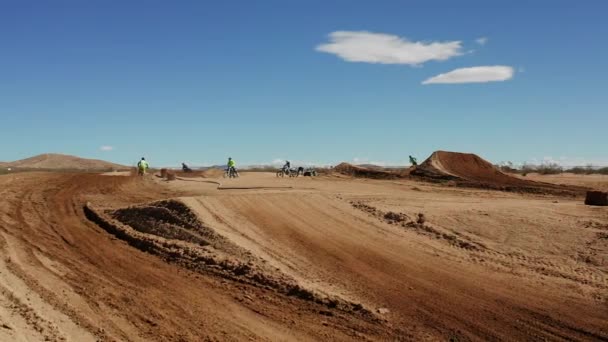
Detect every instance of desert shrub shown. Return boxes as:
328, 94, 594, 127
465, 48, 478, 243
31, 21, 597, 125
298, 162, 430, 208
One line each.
597, 167, 608, 175
536, 163, 563, 175
496, 161, 518, 174
566, 165, 596, 175
566, 166, 587, 174
520, 164, 536, 176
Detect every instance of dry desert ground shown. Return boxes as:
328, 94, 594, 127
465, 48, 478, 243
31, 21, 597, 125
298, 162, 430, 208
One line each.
0, 165, 606, 341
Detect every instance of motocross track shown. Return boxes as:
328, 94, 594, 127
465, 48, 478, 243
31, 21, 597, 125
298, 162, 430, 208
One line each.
0, 171, 607, 341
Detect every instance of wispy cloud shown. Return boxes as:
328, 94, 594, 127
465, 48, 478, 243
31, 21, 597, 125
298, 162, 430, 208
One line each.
316, 31, 463, 66
100, 145, 114, 151
422, 66, 514, 84
475, 37, 488, 45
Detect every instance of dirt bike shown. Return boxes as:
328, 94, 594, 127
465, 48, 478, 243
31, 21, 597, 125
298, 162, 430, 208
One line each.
224, 167, 239, 178
276, 167, 300, 178
303, 168, 317, 177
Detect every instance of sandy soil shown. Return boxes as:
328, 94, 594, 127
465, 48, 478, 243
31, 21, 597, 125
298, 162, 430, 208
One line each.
0, 171, 606, 341
522, 173, 608, 192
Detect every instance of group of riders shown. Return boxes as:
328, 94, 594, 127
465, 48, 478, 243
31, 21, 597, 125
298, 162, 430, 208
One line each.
137, 155, 419, 177
136, 157, 301, 178
136, 156, 240, 177
277, 160, 305, 177
137, 157, 239, 178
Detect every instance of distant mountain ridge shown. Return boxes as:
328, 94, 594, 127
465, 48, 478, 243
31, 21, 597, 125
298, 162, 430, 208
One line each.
4, 153, 128, 170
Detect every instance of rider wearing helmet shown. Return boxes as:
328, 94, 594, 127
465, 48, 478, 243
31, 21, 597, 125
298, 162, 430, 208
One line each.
282, 160, 291, 175
137, 157, 149, 175
227, 157, 239, 176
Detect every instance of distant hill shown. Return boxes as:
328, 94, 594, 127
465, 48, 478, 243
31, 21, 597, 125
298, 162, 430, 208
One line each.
5, 153, 128, 171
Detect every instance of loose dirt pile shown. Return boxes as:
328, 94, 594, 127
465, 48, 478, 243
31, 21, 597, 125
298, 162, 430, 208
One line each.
351, 201, 485, 251
412, 151, 585, 195
5, 153, 128, 170
333, 163, 405, 179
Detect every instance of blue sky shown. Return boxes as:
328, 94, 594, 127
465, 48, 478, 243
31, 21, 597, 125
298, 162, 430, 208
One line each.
1, 0, 607, 167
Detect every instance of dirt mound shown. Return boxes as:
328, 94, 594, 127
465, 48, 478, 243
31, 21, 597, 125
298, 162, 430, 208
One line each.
112, 200, 221, 245
6, 153, 128, 170
350, 201, 485, 251
412, 151, 585, 195
333, 163, 402, 179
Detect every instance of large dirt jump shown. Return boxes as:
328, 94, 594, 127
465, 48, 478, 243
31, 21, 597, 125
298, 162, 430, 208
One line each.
412, 151, 585, 195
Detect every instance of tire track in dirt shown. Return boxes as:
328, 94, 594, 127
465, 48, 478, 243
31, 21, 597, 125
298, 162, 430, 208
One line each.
0, 173, 397, 341
179, 192, 608, 341
2, 172, 607, 341
350, 200, 608, 302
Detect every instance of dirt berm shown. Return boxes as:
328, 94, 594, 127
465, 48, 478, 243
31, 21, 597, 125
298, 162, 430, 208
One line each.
411, 151, 586, 195
333, 163, 408, 179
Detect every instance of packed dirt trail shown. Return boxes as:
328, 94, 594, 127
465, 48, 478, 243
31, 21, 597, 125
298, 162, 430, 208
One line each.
0, 171, 606, 341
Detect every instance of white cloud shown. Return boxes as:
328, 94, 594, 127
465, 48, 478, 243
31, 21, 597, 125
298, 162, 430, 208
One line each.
100, 145, 114, 151
422, 65, 514, 84
475, 37, 488, 45
316, 31, 463, 66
